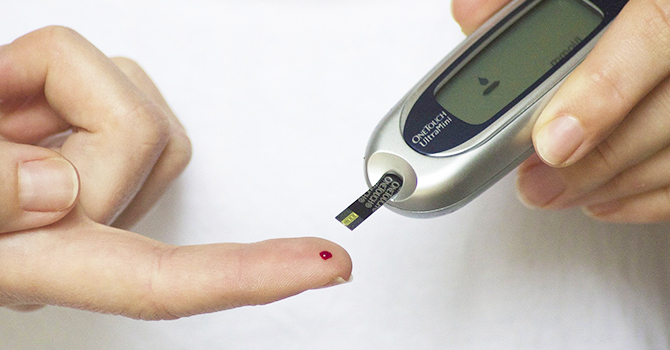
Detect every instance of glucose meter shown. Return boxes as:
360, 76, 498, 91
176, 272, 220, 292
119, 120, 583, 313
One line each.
360, 0, 628, 219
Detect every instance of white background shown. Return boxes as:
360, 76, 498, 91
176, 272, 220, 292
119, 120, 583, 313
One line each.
1, 1, 670, 349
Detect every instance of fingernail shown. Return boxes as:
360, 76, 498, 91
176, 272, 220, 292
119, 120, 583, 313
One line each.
516, 163, 565, 208
19, 158, 79, 212
318, 275, 354, 289
536, 116, 584, 166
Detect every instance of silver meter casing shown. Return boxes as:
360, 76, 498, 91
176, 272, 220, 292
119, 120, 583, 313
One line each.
364, 0, 621, 217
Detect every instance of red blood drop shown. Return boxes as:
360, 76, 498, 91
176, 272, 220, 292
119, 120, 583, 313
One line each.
320, 251, 333, 260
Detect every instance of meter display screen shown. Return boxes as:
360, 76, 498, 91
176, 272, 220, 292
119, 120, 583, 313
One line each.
435, 0, 603, 125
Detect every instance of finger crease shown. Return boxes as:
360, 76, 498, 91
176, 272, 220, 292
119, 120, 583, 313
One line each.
143, 245, 180, 320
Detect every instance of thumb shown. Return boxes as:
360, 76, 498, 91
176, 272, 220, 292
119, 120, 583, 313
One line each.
531, 0, 670, 167
0, 141, 79, 233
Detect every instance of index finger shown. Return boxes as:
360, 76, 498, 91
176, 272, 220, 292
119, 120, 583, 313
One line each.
0, 211, 352, 319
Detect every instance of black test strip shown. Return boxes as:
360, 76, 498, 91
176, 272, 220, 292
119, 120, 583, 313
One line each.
336, 173, 403, 231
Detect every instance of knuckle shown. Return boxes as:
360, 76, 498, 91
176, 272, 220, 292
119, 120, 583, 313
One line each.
20, 26, 96, 71
33, 26, 85, 51
124, 100, 172, 152
38, 25, 80, 40
165, 124, 193, 173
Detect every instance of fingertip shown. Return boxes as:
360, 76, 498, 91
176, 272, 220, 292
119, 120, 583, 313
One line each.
582, 200, 633, 223
0, 143, 80, 233
516, 158, 566, 209
450, 0, 478, 35
19, 157, 79, 213
518, 153, 543, 173
310, 237, 353, 288
451, 0, 511, 35
256, 237, 353, 291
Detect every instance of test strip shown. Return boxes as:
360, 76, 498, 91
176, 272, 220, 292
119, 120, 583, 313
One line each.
336, 173, 403, 231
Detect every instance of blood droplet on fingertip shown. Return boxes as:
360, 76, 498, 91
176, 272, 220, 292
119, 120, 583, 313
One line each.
320, 251, 333, 260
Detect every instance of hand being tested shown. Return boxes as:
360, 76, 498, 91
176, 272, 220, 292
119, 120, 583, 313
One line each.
452, 0, 670, 222
0, 27, 351, 319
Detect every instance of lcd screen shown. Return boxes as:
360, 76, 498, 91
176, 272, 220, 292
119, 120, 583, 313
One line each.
435, 0, 603, 125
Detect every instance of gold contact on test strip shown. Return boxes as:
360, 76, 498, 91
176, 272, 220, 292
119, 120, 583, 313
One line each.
340, 211, 359, 226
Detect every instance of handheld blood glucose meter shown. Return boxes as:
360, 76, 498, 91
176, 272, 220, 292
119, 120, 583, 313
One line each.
348, 0, 629, 224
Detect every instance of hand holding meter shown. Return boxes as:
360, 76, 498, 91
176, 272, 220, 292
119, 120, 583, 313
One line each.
338, 0, 628, 229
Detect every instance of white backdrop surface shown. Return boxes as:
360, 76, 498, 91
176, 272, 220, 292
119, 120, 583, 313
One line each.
1, 1, 670, 349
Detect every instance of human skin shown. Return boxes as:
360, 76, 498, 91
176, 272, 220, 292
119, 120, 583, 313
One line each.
0, 26, 352, 319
